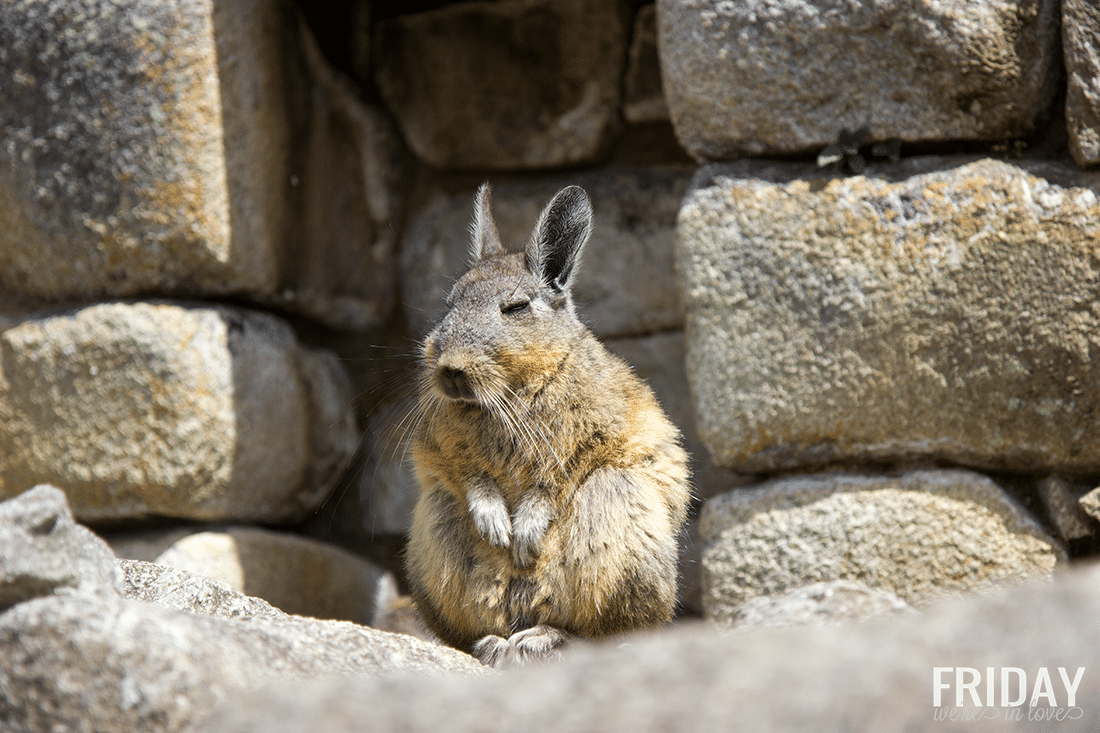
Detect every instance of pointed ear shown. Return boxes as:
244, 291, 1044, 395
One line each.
469, 183, 505, 262
525, 185, 592, 293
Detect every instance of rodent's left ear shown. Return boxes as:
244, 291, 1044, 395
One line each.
525, 185, 592, 293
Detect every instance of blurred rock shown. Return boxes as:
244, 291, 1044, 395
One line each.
1064, 0, 1100, 167
1036, 475, 1096, 543
111, 526, 390, 625
374, 0, 630, 169
623, 4, 668, 124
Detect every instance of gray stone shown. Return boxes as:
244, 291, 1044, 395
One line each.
1065, 0, 1100, 167
0, 302, 357, 523
0, 1, 401, 330
699, 470, 1063, 625
401, 168, 692, 340
1080, 487, 1100, 523
622, 4, 668, 124
677, 156, 1100, 474
193, 561, 1100, 733
119, 559, 285, 621
1036, 476, 1096, 543
112, 526, 390, 625
659, 0, 1061, 160
730, 581, 916, 631
0, 488, 488, 733
374, 0, 630, 170
0, 485, 121, 611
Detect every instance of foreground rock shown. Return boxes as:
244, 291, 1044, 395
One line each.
699, 470, 1063, 624
678, 157, 1100, 474
0, 301, 356, 522
659, 0, 1061, 159
111, 526, 390, 625
195, 561, 1100, 732
0, 486, 487, 733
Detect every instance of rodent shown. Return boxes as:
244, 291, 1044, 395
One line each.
406, 184, 691, 667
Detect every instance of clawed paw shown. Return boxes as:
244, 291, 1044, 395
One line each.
473, 625, 569, 669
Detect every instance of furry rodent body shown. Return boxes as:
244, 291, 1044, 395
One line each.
407, 185, 690, 667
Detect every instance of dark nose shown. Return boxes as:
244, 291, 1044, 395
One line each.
438, 366, 476, 402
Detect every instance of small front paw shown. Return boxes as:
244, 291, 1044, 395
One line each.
468, 490, 512, 547
511, 525, 542, 567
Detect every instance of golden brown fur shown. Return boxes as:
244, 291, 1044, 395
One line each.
406, 184, 690, 667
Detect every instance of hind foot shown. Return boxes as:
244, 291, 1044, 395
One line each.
472, 625, 570, 668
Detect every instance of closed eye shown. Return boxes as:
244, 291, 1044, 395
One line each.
501, 299, 530, 316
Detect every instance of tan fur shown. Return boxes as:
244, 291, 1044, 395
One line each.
406, 185, 691, 667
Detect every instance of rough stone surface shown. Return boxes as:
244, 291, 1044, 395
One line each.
1036, 476, 1096, 543
0, 2, 401, 330
0, 485, 121, 611
699, 470, 1064, 624
623, 4, 668, 124
0, 302, 357, 523
374, 0, 630, 170
1064, 0, 1100, 167
730, 581, 916, 631
0, 489, 488, 733
1081, 487, 1100, 523
658, 0, 1062, 159
194, 562, 1100, 733
401, 168, 692, 339
678, 156, 1100, 474
278, 22, 407, 330
111, 526, 390, 625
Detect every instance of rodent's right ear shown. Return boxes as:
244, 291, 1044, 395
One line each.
468, 183, 505, 263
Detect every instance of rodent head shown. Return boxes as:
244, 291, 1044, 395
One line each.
421, 184, 593, 409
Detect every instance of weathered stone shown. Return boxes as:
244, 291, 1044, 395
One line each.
1036, 476, 1096, 543
678, 157, 1100, 473
374, 0, 630, 170
194, 561, 1100, 733
280, 22, 406, 330
730, 581, 916, 631
658, 0, 1061, 160
0, 485, 121, 611
699, 470, 1063, 625
401, 168, 692, 339
0, 302, 357, 523
0, 1, 401, 330
120, 559, 285, 621
0, 488, 487, 733
112, 526, 390, 625
622, 4, 668, 124
1080, 487, 1100, 523
605, 331, 754, 501
1065, 0, 1100, 167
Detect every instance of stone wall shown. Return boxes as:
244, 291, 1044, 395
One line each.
3, 0, 1100, 730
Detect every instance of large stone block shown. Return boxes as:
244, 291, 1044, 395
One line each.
1065, 0, 1100, 167
401, 168, 691, 339
678, 156, 1100, 474
0, 0, 402, 329
658, 0, 1061, 159
0, 302, 357, 523
699, 470, 1063, 625
374, 0, 630, 170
